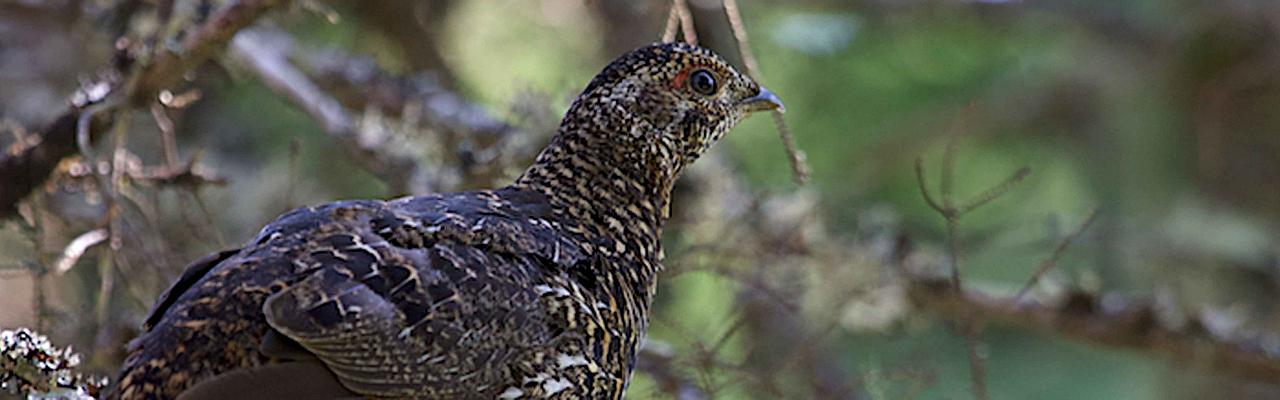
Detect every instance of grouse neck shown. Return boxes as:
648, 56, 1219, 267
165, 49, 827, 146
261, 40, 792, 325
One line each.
512, 125, 677, 257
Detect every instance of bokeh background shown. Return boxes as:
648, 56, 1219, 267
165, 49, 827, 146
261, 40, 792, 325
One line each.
3, 0, 1280, 399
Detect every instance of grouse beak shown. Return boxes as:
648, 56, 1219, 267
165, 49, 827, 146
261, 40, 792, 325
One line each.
739, 87, 785, 114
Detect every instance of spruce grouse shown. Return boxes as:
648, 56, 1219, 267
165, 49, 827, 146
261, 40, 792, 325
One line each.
112, 42, 783, 399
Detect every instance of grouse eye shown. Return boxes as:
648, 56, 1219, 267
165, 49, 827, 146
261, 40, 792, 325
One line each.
689, 69, 718, 96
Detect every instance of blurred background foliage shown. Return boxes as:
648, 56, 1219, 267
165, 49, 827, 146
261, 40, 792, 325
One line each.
3, 0, 1280, 399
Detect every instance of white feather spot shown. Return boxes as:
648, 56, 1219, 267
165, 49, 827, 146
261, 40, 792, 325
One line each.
523, 373, 548, 384
498, 387, 524, 399
543, 377, 573, 395
346, 240, 384, 263
556, 354, 589, 369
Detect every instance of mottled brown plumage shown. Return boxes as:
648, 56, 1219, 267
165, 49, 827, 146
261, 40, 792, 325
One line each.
111, 42, 782, 399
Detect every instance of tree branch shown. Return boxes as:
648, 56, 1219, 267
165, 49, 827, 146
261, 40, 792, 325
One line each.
232, 28, 529, 194
229, 29, 422, 193
127, 0, 289, 105
292, 43, 518, 146
907, 276, 1280, 384
0, 0, 290, 219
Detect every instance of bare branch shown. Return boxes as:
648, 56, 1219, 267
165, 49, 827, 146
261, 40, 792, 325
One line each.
956, 167, 1032, 215
293, 45, 519, 144
913, 158, 946, 215
0, 0, 291, 219
52, 229, 109, 275
722, 0, 759, 78
1014, 208, 1100, 301
127, 0, 290, 105
662, 4, 681, 43
941, 130, 959, 209
961, 324, 988, 400
231, 32, 353, 135
908, 277, 1280, 384
229, 29, 422, 193
771, 111, 811, 184
722, 0, 810, 184
915, 124, 1032, 400
131, 161, 228, 188
237, 28, 530, 193
673, 0, 697, 45
150, 104, 181, 168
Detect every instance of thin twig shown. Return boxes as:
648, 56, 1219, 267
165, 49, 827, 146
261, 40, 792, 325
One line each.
915, 127, 1031, 400
722, 0, 759, 75
662, 4, 680, 43
961, 323, 987, 400
232, 32, 353, 134
708, 313, 747, 357
1013, 208, 1100, 301
771, 112, 811, 184
150, 103, 181, 168
20, 196, 51, 332
95, 104, 133, 342
957, 167, 1032, 215
722, 0, 810, 184
940, 103, 978, 209
77, 99, 120, 168
944, 219, 962, 289
673, 0, 697, 45
941, 131, 959, 210
914, 158, 945, 214
95, 251, 115, 336
52, 229, 109, 275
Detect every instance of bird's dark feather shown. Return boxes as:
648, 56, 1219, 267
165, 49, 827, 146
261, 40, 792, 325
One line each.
115, 188, 626, 399
142, 249, 240, 331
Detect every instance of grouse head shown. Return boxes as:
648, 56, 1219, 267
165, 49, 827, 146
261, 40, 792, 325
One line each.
518, 42, 782, 208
